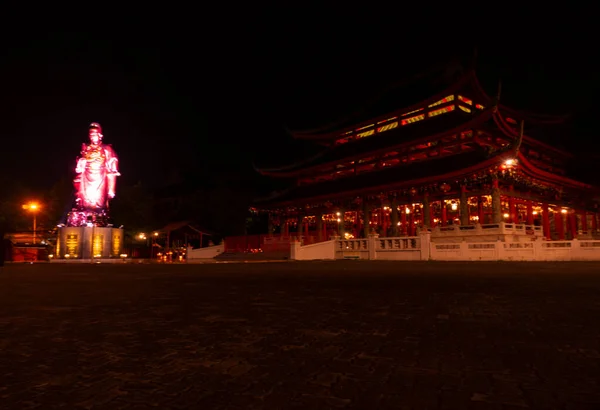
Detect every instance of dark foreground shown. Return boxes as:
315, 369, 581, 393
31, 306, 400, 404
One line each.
1, 261, 600, 409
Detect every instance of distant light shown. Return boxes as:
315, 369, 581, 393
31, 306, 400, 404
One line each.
561, 209, 568, 214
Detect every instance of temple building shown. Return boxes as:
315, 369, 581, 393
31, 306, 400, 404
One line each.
251, 61, 600, 246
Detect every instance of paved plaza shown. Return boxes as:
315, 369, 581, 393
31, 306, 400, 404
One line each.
1, 261, 600, 409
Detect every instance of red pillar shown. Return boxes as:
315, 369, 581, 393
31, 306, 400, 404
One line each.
569, 212, 577, 239
356, 211, 362, 237
592, 212, 598, 232
555, 212, 565, 240
581, 211, 588, 233
383, 209, 389, 236
542, 204, 551, 240
477, 196, 484, 224
508, 187, 516, 223
526, 201, 534, 225
304, 219, 309, 241
441, 202, 447, 227
409, 205, 415, 236
401, 207, 407, 235
430, 201, 435, 228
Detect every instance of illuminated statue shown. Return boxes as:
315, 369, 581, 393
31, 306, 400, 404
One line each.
67, 122, 120, 227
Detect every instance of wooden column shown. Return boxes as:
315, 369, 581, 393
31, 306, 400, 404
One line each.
304, 217, 310, 241
355, 211, 361, 238
491, 179, 502, 223
390, 197, 399, 236
592, 212, 598, 233
542, 203, 551, 240
267, 213, 274, 236
581, 211, 588, 233
508, 186, 516, 223
441, 201, 447, 227
297, 215, 303, 239
316, 214, 323, 242
569, 212, 577, 239
422, 193, 431, 228
555, 211, 565, 240
477, 196, 484, 224
459, 186, 469, 225
283, 219, 289, 236
408, 205, 415, 236
338, 209, 345, 238
401, 205, 407, 235
363, 201, 370, 238
526, 201, 534, 225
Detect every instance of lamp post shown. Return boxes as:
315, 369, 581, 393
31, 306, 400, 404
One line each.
22, 202, 40, 244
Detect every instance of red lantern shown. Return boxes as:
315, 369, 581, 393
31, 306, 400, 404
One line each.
440, 183, 450, 193
409, 187, 417, 196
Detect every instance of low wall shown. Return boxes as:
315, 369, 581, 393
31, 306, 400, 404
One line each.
291, 240, 335, 260
187, 244, 224, 261
289, 232, 600, 262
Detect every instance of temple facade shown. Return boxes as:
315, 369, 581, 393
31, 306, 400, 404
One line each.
252, 65, 600, 248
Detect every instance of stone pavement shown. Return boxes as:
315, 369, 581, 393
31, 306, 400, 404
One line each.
1, 261, 600, 409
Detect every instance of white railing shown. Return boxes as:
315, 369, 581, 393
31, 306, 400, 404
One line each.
288, 231, 600, 262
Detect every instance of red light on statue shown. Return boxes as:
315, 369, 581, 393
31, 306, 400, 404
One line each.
66, 122, 120, 227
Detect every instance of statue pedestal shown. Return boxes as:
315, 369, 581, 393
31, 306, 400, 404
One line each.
56, 226, 124, 260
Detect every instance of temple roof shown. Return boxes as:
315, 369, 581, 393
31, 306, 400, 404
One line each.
254, 147, 496, 208
254, 144, 596, 209
255, 107, 494, 176
286, 57, 471, 138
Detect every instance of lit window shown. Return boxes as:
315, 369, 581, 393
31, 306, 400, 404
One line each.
401, 114, 425, 125
428, 95, 455, 108
356, 129, 375, 139
428, 105, 455, 117
458, 95, 472, 105
377, 121, 398, 133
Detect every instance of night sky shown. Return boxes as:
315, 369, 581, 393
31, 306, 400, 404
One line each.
1, 11, 598, 196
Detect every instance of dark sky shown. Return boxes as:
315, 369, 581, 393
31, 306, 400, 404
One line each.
1, 10, 598, 194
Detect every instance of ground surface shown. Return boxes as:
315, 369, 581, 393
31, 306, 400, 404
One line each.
1, 261, 600, 409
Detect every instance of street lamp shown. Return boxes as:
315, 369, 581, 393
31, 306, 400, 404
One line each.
22, 202, 40, 244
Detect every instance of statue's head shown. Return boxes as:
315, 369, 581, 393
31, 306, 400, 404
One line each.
88, 122, 103, 145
